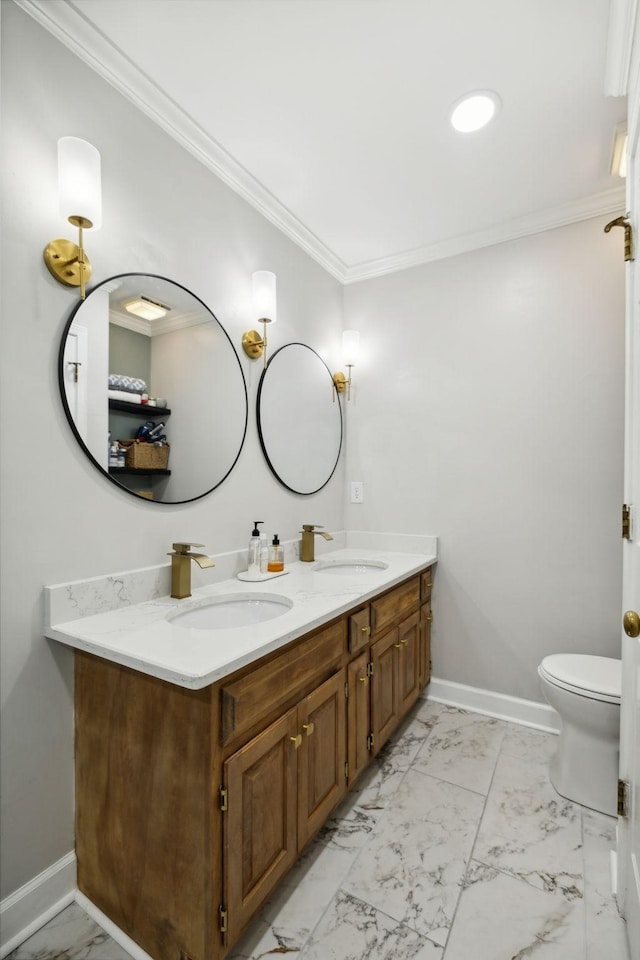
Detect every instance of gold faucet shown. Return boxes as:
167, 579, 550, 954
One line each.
167, 542, 215, 599
300, 524, 334, 562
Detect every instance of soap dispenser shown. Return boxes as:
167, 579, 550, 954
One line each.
247, 522, 264, 576
267, 534, 284, 573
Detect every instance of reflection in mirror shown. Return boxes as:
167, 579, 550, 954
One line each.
59, 274, 248, 503
257, 343, 342, 495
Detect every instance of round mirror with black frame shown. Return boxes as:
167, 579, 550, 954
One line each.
59, 273, 248, 503
257, 342, 343, 495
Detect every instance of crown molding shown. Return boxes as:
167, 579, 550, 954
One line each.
343, 186, 627, 283
605, 0, 638, 96
13, 0, 628, 288
14, 0, 348, 282
109, 308, 208, 338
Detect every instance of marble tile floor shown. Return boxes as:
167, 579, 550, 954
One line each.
8, 699, 630, 960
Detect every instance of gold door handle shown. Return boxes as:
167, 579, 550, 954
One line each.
302, 722, 315, 736
289, 734, 302, 749
623, 610, 640, 638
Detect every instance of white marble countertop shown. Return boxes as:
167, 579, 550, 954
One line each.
45, 547, 437, 689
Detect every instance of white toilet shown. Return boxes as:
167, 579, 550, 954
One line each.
537, 653, 621, 816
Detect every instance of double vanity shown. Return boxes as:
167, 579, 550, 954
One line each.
46, 543, 436, 960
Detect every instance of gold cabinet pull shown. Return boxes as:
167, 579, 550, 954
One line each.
358, 675, 369, 685
361, 625, 371, 634
302, 722, 315, 736
289, 734, 302, 749
426, 614, 433, 623
394, 639, 408, 648
424, 581, 433, 588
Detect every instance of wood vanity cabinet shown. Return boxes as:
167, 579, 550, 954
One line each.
74, 565, 434, 960
223, 669, 347, 945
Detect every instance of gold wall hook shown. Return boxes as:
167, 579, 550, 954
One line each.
604, 215, 634, 261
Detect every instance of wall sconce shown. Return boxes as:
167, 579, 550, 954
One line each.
242, 271, 277, 368
43, 137, 102, 301
333, 330, 360, 401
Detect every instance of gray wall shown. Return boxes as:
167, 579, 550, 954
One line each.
109, 325, 151, 385
344, 220, 625, 701
0, 3, 344, 900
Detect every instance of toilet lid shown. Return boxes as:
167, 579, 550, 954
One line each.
540, 654, 621, 701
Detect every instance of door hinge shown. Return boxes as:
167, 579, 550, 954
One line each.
604, 215, 635, 261
367, 661, 374, 678
367, 733, 374, 751
345, 681, 349, 700
618, 779, 630, 818
345, 761, 349, 781
219, 786, 228, 812
219, 905, 228, 934
622, 503, 632, 540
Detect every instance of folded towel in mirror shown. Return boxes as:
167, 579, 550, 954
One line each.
108, 389, 142, 404
108, 374, 147, 394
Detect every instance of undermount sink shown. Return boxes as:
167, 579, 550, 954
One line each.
169, 594, 293, 630
314, 559, 389, 575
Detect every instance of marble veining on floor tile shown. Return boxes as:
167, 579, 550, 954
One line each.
411, 706, 506, 795
582, 809, 629, 959
298, 890, 443, 960
472, 744, 584, 900
342, 769, 485, 946
6, 902, 133, 960
443, 860, 585, 959
8, 699, 629, 960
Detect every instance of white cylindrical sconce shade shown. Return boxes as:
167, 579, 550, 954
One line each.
342, 330, 360, 366
252, 270, 277, 323
58, 137, 102, 229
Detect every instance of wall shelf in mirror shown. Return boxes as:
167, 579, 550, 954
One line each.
59, 273, 248, 503
108, 467, 171, 476
108, 398, 172, 417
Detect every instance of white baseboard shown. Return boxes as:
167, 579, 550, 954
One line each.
76, 892, 154, 960
0, 852, 76, 959
426, 676, 561, 734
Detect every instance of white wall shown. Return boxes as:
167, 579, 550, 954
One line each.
0, 3, 344, 903
344, 220, 625, 702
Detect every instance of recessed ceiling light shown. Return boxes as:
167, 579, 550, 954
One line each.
123, 295, 171, 321
450, 91, 501, 133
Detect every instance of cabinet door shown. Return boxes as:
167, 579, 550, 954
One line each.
419, 602, 432, 690
348, 606, 371, 655
347, 651, 371, 785
224, 707, 299, 946
370, 627, 399, 754
397, 611, 420, 715
297, 671, 347, 848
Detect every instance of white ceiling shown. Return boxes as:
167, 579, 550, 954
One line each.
21, 0, 628, 281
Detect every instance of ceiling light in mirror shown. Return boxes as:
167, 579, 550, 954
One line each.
124, 296, 171, 321
610, 122, 627, 178
450, 91, 501, 133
